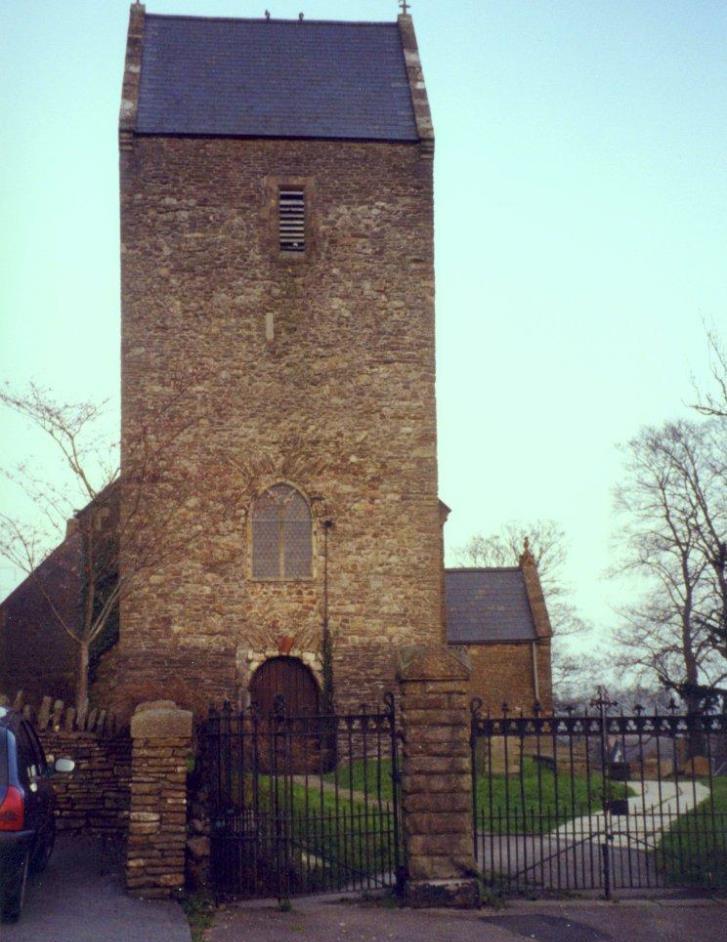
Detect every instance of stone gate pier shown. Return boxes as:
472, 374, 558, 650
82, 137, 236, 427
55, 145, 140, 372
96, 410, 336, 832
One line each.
397, 646, 479, 907
126, 700, 193, 898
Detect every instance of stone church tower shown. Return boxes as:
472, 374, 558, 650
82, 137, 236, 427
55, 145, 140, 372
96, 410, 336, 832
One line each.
104, 3, 440, 719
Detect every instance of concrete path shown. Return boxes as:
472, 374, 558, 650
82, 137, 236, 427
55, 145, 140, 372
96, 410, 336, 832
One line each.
2, 834, 191, 942
553, 779, 711, 849
208, 896, 727, 942
476, 778, 712, 890
477, 832, 658, 891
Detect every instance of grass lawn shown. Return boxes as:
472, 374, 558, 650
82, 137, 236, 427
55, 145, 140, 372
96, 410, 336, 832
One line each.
473, 757, 631, 834
324, 756, 628, 836
214, 771, 397, 892
323, 757, 396, 802
285, 781, 397, 887
657, 777, 727, 888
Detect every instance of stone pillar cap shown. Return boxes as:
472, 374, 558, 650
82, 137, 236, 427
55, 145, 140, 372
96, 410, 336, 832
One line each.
130, 700, 193, 739
134, 699, 178, 713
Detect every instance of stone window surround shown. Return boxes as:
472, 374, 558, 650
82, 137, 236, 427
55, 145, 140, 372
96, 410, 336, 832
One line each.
247, 479, 317, 583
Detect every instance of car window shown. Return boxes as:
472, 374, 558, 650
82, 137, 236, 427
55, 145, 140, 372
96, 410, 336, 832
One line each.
15, 723, 39, 787
24, 722, 48, 776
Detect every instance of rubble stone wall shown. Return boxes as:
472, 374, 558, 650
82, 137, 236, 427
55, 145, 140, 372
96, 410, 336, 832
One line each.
104, 129, 441, 721
40, 728, 131, 835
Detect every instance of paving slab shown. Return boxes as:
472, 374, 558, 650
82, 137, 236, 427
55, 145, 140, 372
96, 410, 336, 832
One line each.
2, 834, 191, 942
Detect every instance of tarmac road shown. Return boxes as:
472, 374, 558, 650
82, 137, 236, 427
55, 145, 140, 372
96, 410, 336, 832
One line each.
4, 834, 726, 942
1, 834, 191, 942
209, 893, 727, 942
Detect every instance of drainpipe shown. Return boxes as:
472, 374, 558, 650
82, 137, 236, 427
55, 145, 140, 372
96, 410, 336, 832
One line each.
321, 519, 334, 713
531, 641, 541, 704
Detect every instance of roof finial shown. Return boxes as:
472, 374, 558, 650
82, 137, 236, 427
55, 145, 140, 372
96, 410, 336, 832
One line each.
519, 536, 535, 568
298, 11, 304, 21
399, 0, 411, 15
264, 9, 270, 20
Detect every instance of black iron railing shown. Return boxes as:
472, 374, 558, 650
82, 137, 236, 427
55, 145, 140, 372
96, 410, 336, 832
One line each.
470, 696, 727, 896
205, 695, 402, 899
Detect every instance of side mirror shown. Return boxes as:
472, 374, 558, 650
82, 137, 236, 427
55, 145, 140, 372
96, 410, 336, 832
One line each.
54, 757, 75, 774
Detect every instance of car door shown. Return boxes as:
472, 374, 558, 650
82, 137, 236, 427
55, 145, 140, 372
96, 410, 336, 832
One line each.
14, 723, 52, 849
24, 723, 54, 823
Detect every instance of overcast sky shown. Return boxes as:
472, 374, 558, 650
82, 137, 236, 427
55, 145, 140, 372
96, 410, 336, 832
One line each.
1, 0, 726, 660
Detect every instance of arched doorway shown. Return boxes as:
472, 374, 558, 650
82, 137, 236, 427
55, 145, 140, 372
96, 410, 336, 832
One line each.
249, 657, 328, 773
249, 656, 320, 716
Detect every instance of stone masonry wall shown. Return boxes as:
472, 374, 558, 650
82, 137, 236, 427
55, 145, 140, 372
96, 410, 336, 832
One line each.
105, 131, 441, 721
462, 641, 553, 714
0, 536, 82, 704
39, 729, 131, 836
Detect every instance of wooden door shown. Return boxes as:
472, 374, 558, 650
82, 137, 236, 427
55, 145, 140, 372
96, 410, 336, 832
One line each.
249, 656, 320, 716
249, 657, 325, 773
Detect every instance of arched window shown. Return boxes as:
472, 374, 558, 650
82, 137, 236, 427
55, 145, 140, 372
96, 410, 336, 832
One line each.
251, 484, 312, 579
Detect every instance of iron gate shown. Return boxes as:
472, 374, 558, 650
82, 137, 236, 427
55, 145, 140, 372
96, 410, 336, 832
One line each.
471, 696, 727, 896
205, 695, 402, 899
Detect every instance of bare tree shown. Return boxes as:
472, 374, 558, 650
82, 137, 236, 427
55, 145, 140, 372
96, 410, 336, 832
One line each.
0, 383, 195, 711
456, 519, 587, 638
613, 419, 727, 712
692, 329, 727, 420
455, 519, 588, 691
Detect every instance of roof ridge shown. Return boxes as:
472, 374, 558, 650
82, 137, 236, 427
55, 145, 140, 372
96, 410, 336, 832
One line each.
145, 14, 398, 27
446, 567, 521, 574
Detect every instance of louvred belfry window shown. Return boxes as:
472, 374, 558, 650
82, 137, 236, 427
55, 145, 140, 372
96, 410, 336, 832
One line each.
278, 189, 305, 253
252, 484, 312, 579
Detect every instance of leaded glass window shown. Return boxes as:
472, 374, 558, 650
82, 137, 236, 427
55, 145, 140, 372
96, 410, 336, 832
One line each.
251, 484, 312, 579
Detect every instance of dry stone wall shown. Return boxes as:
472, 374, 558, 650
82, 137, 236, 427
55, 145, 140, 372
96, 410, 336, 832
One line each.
40, 729, 131, 835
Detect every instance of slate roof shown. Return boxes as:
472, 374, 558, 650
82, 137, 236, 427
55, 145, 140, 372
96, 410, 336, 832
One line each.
135, 15, 419, 141
445, 568, 537, 644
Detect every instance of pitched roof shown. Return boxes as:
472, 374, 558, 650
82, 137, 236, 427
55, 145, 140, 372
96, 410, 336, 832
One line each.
445, 568, 538, 644
135, 15, 419, 141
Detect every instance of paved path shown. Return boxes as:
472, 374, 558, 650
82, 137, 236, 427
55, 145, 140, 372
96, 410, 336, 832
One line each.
208, 896, 727, 942
477, 778, 712, 890
553, 780, 711, 849
477, 832, 656, 891
2, 834, 191, 941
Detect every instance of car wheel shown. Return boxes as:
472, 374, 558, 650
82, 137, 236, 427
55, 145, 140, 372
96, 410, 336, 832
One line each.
1, 848, 29, 922
31, 816, 56, 874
